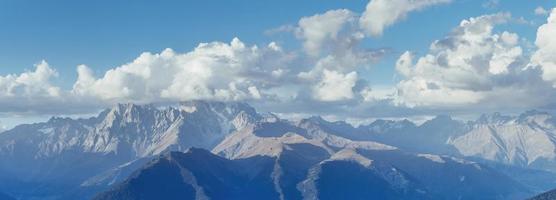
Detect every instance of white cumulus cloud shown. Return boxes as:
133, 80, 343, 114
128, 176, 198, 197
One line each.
72, 38, 292, 104
359, 0, 451, 37
531, 8, 556, 86
394, 13, 541, 108
0, 61, 71, 113
535, 6, 549, 16
313, 69, 358, 101
0, 60, 61, 98
296, 9, 359, 57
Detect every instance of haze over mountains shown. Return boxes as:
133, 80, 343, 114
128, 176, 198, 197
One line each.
0, 101, 555, 199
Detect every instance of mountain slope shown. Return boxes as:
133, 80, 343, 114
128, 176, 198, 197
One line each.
449, 111, 556, 171
94, 148, 281, 200
298, 148, 430, 200
0, 101, 260, 199
94, 148, 428, 200
345, 110, 556, 193
357, 149, 528, 199
96, 145, 529, 200
97, 117, 531, 200
348, 111, 556, 174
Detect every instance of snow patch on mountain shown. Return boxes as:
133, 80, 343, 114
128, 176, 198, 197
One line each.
417, 154, 446, 163
450, 111, 556, 168
328, 148, 373, 167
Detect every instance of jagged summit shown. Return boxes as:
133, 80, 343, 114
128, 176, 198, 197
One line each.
475, 112, 515, 125
362, 119, 417, 134
368, 119, 415, 127
0, 100, 261, 176
422, 115, 458, 126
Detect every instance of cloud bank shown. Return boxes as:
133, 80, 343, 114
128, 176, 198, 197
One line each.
73, 38, 290, 103
359, 0, 451, 36
2, 1, 556, 120
395, 11, 556, 111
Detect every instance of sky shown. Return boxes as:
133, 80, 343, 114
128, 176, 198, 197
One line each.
0, 0, 556, 128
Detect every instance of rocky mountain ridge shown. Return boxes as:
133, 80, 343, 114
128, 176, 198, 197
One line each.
0, 101, 555, 199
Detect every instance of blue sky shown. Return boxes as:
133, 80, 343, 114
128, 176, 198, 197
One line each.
1, 0, 551, 87
1, 0, 556, 128
1, 0, 368, 86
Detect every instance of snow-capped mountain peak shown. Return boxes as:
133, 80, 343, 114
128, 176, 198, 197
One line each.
0, 100, 261, 162
476, 112, 514, 125
450, 111, 556, 169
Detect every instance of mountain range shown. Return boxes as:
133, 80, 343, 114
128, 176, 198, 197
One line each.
0, 101, 555, 199
94, 148, 526, 200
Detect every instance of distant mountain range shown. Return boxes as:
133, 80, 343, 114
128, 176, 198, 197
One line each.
361, 110, 556, 172
0, 101, 555, 199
